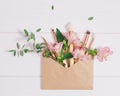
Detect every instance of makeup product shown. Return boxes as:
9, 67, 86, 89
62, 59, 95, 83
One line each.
88, 33, 95, 49
83, 31, 90, 47
42, 36, 49, 47
42, 36, 56, 58
65, 23, 74, 67
65, 23, 74, 32
69, 43, 74, 66
51, 29, 57, 42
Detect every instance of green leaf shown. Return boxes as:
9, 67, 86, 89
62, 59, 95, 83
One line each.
20, 50, 24, 56
92, 49, 97, 56
9, 50, 16, 56
27, 38, 31, 41
13, 51, 16, 56
56, 28, 66, 42
62, 39, 68, 51
51, 5, 54, 10
44, 49, 52, 57
86, 48, 91, 52
40, 43, 45, 46
17, 43, 20, 49
24, 49, 34, 53
24, 29, 29, 36
36, 50, 42, 53
24, 49, 29, 53
36, 43, 41, 49
86, 48, 98, 56
31, 32, 35, 41
22, 44, 25, 49
88, 17, 94, 20
9, 50, 15, 52
63, 52, 73, 60
36, 28, 41, 32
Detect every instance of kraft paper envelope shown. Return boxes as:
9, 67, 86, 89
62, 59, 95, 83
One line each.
41, 56, 94, 90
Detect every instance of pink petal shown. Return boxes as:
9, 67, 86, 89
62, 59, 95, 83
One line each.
64, 32, 80, 44
97, 47, 113, 62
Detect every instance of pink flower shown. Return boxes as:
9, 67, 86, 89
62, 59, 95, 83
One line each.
48, 42, 63, 56
97, 47, 113, 62
72, 48, 88, 61
65, 32, 81, 45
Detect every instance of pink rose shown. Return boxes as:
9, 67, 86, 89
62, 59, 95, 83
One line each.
65, 32, 80, 44
48, 42, 63, 56
97, 47, 113, 62
72, 48, 88, 61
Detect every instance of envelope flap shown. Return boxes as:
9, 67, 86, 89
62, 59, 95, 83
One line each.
42, 57, 66, 78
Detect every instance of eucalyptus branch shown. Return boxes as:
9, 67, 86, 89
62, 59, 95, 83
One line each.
9, 28, 46, 56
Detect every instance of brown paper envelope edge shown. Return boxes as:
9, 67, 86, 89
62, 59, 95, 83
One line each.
41, 56, 93, 90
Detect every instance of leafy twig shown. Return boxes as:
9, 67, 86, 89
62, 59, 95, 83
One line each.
88, 17, 94, 20
86, 48, 98, 56
51, 5, 54, 10
9, 28, 46, 56
36, 28, 41, 32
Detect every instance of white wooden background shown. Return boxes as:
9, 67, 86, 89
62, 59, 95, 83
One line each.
0, 0, 120, 96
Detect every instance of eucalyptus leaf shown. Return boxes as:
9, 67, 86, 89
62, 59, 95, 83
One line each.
27, 38, 31, 41
24, 49, 29, 53
51, 5, 54, 10
13, 51, 16, 56
22, 44, 25, 49
20, 50, 24, 56
88, 17, 94, 20
44, 49, 52, 57
36, 28, 41, 32
9, 50, 16, 56
24, 29, 29, 36
31, 32, 35, 41
17, 43, 20, 49
40, 43, 45, 46
9, 50, 15, 52
36, 43, 41, 49
37, 50, 42, 53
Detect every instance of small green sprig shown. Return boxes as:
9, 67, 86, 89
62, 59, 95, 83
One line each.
9, 43, 26, 56
43, 49, 52, 57
51, 5, 54, 10
24, 29, 36, 41
88, 16, 94, 20
9, 42, 46, 56
36, 28, 41, 32
9, 50, 16, 56
9, 28, 46, 56
33, 42, 46, 53
86, 48, 98, 56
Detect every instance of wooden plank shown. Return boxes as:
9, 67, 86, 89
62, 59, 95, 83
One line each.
0, 77, 120, 96
0, 0, 120, 33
